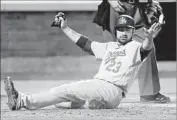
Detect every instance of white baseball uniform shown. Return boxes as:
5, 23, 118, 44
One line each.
92, 40, 142, 93
19, 40, 147, 110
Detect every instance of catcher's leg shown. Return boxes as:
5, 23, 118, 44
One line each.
133, 28, 160, 96
134, 28, 170, 103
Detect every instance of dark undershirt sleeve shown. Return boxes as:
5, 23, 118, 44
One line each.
140, 47, 151, 61
76, 36, 94, 55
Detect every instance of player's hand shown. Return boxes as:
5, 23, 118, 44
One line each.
108, 0, 125, 13
144, 22, 161, 39
51, 12, 67, 30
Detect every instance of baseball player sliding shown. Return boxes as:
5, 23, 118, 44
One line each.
93, 0, 170, 103
4, 13, 165, 110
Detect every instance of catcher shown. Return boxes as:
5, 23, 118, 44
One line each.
5, 13, 165, 110
93, 0, 170, 103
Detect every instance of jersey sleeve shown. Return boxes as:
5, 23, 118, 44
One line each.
91, 42, 108, 60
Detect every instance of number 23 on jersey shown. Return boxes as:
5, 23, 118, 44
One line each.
105, 58, 122, 73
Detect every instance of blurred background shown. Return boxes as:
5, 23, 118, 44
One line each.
1, 0, 176, 80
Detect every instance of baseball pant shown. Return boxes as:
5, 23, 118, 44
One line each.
102, 7, 160, 96
20, 79, 123, 110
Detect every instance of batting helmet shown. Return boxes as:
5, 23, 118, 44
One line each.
114, 15, 135, 29
114, 15, 135, 36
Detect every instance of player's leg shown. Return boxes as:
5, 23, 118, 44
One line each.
4, 76, 123, 110
51, 79, 124, 109
4, 76, 77, 110
53, 79, 123, 109
54, 78, 125, 109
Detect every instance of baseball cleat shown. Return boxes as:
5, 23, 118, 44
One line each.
140, 92, 171, 103
4, 76, 20, 110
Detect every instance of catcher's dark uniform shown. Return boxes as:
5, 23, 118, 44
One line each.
93, 0, 162, 96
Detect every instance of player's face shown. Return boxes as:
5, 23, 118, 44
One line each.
115, 27, 134, 45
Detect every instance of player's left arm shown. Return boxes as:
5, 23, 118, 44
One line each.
53, 12, 107, 57
140, 22, 161, 60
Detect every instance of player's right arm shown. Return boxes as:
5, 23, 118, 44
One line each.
142, 22, 161, 51
55, 12, 107, 59
138, 22, 161, 61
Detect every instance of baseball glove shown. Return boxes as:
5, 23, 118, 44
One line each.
51, 12, 66, 28
143, 1, 165, 29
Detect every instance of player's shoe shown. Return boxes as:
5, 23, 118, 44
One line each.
140, 92, 171, 103
4, 76, 21, 110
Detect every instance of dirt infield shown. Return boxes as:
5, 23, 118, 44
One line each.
1, 60, 176, 120
1, 95, 176, 120
1, 78, 176, 120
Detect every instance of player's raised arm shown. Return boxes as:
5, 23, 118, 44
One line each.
53, 12, 82, 44
142, 22, 161, 51
52, 12, 107, 58
139, 22, 162, 61
52, 12, 95, 55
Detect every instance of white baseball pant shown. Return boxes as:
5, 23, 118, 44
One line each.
20, 79, 123, 109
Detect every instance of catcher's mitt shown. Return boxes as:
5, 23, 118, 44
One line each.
144, 1, 165, 28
